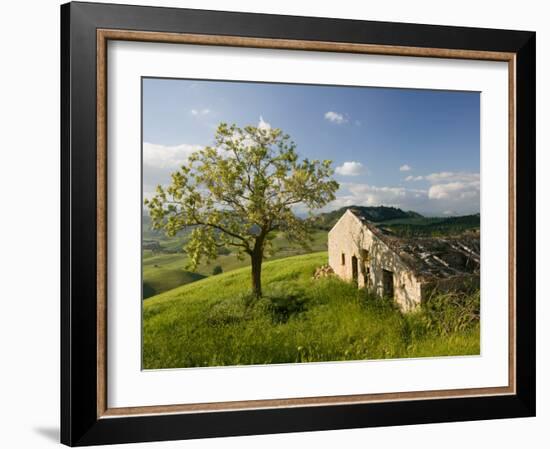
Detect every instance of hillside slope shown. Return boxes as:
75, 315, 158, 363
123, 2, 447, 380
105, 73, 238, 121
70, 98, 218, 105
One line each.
378, 213, 480, 237
143, 252, 479, 369
313, 206, 422, 230
142, 229, 328, 297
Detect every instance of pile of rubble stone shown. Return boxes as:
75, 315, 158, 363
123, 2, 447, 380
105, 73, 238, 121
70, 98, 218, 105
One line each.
312, 264, 334, 280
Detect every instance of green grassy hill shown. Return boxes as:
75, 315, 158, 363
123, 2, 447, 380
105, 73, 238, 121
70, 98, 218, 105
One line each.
310, 206, 479, 237
143, 253, 206, 298
142, 229, 328, 298
378, 213, 480, 237
312, 205, 422, 230
143, 252, 480, 369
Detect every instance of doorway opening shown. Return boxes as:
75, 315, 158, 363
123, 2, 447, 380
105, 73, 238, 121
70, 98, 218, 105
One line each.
351, 256, 358, 285
382, 269, 394, 298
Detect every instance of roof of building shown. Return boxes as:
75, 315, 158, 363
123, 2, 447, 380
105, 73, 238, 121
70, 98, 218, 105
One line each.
347, 209, 480, 282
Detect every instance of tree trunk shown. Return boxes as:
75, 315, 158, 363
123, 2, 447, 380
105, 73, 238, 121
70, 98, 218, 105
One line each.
251, 250, 263, 298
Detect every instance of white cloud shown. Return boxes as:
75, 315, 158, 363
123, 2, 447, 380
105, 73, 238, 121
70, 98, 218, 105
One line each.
324, 170, 480, 215
406, 171, 479, 182
346, 183, 427, 207
143, 184, 158, 203
405, 175, 424, 181
424, 171, 479, 184
403, 170, 480, 210
258, 116, 271, 132
324, 111, 348, 124
143, 142, 202, 169
229, 131, 255, 150
399, 164, 412, 172
191, 108, 210, 116
335, 161, 364, 176
424, 172, 480, 201
325, 182, 428, 211
428, 181, 479, 200
228, 117, 272, 149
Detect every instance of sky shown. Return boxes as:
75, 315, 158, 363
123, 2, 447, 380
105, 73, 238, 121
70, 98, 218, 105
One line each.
142, 77, 480, 216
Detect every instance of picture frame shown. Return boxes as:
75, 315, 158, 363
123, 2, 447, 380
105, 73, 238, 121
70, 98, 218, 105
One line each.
60, 1, 536, 446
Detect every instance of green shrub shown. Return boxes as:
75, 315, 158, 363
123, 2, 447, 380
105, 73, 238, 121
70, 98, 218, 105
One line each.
206, 299, 247, 327
419, 290, 480, 336
264, 282, 308, 323
142, 282, 157, 299
212, 265, 223, 275
216, 247, 231, 256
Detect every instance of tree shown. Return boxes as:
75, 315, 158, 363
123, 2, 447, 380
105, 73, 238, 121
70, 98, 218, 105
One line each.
146, 122, 339, 299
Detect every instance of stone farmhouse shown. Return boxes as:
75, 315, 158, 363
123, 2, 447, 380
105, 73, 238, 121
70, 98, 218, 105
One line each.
328, 209, 480, 311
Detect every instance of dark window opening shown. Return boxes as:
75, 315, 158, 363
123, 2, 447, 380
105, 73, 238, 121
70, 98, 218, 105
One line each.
351, 256, 358, 285
382, 269, 394, 298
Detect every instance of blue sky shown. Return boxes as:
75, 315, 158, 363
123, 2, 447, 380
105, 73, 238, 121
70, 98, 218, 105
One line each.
143, 77, 480, 216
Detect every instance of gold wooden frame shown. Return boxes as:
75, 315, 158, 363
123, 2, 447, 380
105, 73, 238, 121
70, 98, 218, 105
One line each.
96, 29, 516, 419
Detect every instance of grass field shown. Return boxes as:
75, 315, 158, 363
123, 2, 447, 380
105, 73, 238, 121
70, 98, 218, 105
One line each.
143, 252, 480, 369
142, 229, 328, 298
142, 253, 206, 299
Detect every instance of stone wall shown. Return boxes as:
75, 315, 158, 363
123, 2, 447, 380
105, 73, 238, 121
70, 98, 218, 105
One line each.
328, 210, 422, 311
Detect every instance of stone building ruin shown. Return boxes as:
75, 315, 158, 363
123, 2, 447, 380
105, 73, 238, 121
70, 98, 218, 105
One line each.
328, 209, 480, 311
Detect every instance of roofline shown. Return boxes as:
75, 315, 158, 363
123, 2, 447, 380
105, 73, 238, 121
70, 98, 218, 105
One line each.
328, 209, 357, 234
347, 211, 407, 266
330, 209, 408, 269
329, 208, 480, 282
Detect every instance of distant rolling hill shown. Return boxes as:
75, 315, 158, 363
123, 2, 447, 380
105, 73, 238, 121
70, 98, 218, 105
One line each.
377, 213, 480, 237
311, 205, 479, 237
142, 213, 329, 298
312, 206, 423, 230
142, 252, 206, 299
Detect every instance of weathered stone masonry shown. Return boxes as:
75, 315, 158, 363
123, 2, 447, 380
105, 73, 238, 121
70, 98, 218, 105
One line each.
328, 209, 480, 312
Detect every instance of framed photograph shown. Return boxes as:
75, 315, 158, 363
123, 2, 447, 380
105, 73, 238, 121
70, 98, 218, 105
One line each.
61, 2, 536, 446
